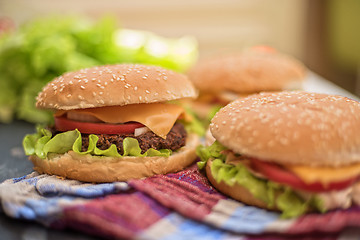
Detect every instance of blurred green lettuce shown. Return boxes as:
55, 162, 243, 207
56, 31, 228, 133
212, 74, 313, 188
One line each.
0, 16, 198, 124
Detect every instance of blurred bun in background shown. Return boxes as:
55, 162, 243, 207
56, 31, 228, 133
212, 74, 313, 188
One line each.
186, 46, 306, 122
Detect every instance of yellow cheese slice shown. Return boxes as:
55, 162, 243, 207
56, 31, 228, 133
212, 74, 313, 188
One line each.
55, 103, 184, 139
284, 163, 360, 185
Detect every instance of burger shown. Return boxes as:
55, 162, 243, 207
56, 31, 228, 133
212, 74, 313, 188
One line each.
187, 46, 307, 122
23, 64, 200, 182
197, 91, 360, 218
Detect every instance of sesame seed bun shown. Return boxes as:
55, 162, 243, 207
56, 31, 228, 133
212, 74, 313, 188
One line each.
188, 47, 306, 94
210, 91, 360, 167
29, 133, 199, 182
36, 64, 198, 110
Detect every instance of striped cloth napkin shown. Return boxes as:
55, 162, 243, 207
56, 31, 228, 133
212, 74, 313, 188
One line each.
1, 164, 360, 239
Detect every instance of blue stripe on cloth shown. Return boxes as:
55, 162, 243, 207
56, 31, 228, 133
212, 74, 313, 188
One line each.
37, 181, 129, 198
12, 172, 41, 185
203, 199, 279, 235
141, 212, 246, 240
0, 172, 130, 223
3, 202, 36, 220
221, 204, 279, 234
14, 196, 77, 221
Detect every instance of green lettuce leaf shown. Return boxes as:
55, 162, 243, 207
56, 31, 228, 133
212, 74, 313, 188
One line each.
207, 104, 223, 123
169, 101, 206, 137
196, 141, 226, 169
23, 127, 172, 159
196, 141, 327, 218
276, 187, 309, 218
210, 158, 278, 207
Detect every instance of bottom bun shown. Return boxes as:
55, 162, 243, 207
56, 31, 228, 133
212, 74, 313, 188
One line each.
30, 134, 200, 182
205, 159, 278, 210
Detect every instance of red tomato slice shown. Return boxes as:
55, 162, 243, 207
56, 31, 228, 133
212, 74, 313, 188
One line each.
251, 158, 356, 192
55, 116, 145, 134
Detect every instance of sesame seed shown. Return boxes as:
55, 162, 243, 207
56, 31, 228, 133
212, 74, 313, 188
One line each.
134, 86, 138, 91
268, 140, 275, 147
80, 85, 85, 90
145, 90, 150, 94
280, 138, 289, 145
293, 131, 300, 139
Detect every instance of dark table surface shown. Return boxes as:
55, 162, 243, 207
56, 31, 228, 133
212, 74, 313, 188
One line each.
0, 121, 98, 240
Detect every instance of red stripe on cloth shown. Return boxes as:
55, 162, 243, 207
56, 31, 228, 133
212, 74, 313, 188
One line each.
129, 165, 224, 221
287, 207, 360, 234
166, 164, 220, 194
61, 191, 170, 239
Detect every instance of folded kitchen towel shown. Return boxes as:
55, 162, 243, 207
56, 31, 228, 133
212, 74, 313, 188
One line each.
1, 164, 360, 239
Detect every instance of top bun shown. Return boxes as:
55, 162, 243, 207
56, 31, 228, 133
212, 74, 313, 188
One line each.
188, 46, 306, 94
36, 64, 198, 110
210, 91, 360, 167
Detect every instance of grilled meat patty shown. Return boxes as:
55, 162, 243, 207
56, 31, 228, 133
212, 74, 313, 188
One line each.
50, 123, 187, 155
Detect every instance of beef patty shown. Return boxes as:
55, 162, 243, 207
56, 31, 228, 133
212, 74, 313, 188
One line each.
51, 123, 187, 155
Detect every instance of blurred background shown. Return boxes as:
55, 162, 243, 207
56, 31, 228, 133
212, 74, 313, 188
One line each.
0, 0, 359, 124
